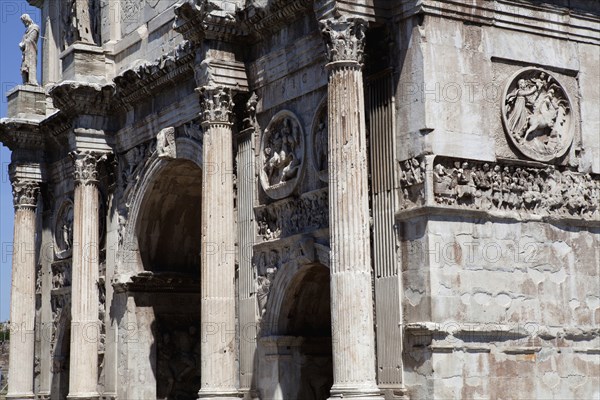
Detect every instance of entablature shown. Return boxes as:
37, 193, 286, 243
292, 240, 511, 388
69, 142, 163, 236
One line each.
392, 0, 600, 45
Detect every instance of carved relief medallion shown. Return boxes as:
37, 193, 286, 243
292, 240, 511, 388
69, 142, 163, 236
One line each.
259, 111, 305, 199
121, 0, 142, 23
311, 99, 328, 182
54, 200, 74, 259
502, 68, 574, 163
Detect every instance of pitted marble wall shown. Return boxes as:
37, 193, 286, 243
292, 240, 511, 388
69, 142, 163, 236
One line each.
2, 1, 599, 400
399, 217, 600, 399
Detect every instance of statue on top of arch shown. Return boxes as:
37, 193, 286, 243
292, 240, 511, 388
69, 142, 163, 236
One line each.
63, 0, 100, 47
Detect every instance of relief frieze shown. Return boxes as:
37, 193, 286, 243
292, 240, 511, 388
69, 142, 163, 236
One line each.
406, 157, 599, 220
255, 188, 328, 242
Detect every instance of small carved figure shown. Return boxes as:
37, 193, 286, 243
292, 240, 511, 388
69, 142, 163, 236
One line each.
19, 14, 40, 86
523, 89, 561, 142
506, 79, 537, 136
56, 202, 74, 256
315, 115, 328, 172
157, 127, 176, 158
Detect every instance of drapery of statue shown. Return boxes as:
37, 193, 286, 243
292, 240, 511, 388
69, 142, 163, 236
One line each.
64, 0, 98, 46
19, 14, 40, 86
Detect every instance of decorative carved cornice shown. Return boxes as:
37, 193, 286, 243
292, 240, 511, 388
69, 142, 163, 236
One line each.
198, 86, 234, 126
0, 118, 43, 151
41, 111, 72, 140
173, 0, 214, 43
114, 42, 195, 107
12, 179, 40, 210
174, 0, 246, 43
319, 16, 367, 66
49, 81, 115, 116
242, 0, 312, 39
71, 151, 107, 186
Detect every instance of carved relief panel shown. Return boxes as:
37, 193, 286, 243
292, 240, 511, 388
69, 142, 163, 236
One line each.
54, 199, 74, 259
502, 68, 574, 163
311, 99, 328, 182
259, 111, 306, 200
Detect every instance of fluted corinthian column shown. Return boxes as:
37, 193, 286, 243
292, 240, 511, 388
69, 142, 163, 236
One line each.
197, 86, 240, 400
7, 180, 39, 400
320, 17, 383, 400
68, 151, 104, 400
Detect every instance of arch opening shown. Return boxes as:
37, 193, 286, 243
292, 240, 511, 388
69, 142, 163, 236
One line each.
136, 160, 202, 278
277, 264, 333, 400
133, 159, 203, 400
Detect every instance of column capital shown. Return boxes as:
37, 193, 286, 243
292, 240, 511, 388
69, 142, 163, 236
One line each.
11, 179, 40, 210
319, 16, 367, 68
198, 86, 235, 127
70, 151, 107, 186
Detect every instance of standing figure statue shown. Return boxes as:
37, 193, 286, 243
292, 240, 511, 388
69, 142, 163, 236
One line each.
19, 14, 40, 86
74, 0, 95, 44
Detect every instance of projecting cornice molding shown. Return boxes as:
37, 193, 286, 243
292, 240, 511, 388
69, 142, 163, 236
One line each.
49, 81, 116, 116
242, 0, 312, 38
113, 42, 195, 107
391, 0, 600, 45
0, 118, 43, 151
173, 0, 247, 43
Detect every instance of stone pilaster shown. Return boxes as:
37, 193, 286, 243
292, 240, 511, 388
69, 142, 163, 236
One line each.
7, 179, 40, 400
68, 151, 105, 400
319, 16, 383, 400
197, 86, 240, 400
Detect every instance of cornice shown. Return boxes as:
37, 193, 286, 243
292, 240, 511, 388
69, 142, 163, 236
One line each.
203, 13, 249, 41
392, 0, 600, 45
114, 42, 195, 108
174, 0, 248, 43
49, 81, 116, 116
242, 0, 313, 38
0, 117, 43, 151
41, 111, 73, 139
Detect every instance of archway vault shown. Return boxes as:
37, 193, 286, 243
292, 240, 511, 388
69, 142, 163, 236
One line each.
118, 135, 203, 277
135, 159, 203, 277
116, 139, 204, 400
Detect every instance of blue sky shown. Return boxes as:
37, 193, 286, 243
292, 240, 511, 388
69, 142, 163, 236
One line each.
0, 1, 42, 321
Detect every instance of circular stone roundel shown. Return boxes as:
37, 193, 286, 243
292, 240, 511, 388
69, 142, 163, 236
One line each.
54, 199, 74, 259
259, 110, 306, 200
502, 68, 574, 163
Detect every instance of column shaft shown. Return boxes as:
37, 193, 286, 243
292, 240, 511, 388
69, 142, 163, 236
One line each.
7, 180, 39, 400
198, 87, 240, 400
68, 153, 102, 400
321, 17, 383, 400
237, 124, 258, 392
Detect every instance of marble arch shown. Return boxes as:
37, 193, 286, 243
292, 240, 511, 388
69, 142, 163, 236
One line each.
1, 1, 598, 399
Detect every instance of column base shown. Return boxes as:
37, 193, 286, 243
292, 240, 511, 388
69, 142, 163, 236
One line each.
6, 393, 35, 400
329, 384, 384, 400
197, 389, 242, 400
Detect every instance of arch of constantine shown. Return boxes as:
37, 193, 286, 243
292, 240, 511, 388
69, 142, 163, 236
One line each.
0, 1, 598, 399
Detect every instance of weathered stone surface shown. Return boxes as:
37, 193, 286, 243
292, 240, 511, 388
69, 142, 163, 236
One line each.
6, 86, 46, 119
1, 1, 599, 400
